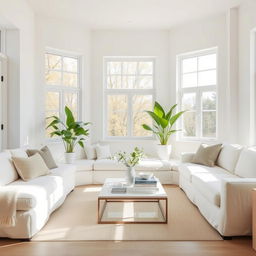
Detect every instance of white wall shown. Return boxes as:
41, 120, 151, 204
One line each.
0, 0, 35, 148
34, 15, 91, 147
238, 0, 256, 145
169, 14, 228, 157
91, 30, 170, 156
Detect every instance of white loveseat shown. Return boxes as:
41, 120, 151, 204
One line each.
179, 144, 256, 237
0, 149, 76, 239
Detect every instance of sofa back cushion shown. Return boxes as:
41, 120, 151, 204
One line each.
217, 144, 243, 173
12, 153, 50, 181
0, 152, 19, 185
9, 148, 28, 158
234, 147, 256, 178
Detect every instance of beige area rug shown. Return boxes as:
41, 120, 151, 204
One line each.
32, 186, 222, 241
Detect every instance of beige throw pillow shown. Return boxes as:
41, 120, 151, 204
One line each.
192, 143, 222, 167
26, 146, 57, 169
12, 153, 50, 181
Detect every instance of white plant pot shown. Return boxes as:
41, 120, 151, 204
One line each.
65, 152, 76, 164
156, 145, 172, 160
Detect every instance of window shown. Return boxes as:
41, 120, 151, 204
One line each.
104, 58, 155, 138
45, 50, 80, 137
177, 48, 217, 140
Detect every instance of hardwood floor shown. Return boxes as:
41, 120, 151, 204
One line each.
0, 238, 255, 256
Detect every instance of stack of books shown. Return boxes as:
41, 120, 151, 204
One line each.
129, 176, 159, 193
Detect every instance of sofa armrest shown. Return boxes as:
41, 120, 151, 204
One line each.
219, 178, 256, 236
181, 152, 195, 163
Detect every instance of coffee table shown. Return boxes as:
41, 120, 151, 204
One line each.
98, 178, 168, 224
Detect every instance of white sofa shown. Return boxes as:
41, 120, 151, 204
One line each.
0, 149, 76, 239
46, 143, 180, 186
179, 144, 256, 237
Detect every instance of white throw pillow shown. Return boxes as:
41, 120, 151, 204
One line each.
217, 144, 243, 173
96, 145, 111, 160
9, 148, 28, 158
234, 147, 256, 178
84, 145, 97, 160
0, 152, 19, 185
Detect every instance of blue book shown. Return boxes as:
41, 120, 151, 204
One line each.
135, 177, 157, 184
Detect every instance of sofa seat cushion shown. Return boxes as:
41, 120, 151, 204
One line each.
7, 164, 75, 211
136, 159, 172, 171
93, 158, 173, 171
74, 159, 94, 171
94, 159, 125, 171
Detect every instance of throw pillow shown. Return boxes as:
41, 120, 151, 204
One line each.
12, 153, 50, 181
192, 143, 222, 167
96, 145, 111, 159
26, 146, 58, 169
84, 145, 97, 160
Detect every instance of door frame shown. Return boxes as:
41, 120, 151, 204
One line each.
250, 27, 256, 146
0, 53, 7, 150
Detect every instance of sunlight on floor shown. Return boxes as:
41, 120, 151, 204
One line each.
83, 187, 102, 192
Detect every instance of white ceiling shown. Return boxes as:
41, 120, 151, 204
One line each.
28, 0, 244, 29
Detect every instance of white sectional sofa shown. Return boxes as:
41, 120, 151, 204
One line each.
0, 149, 76, 239
46, 142, 180, 186
74, 158, 179, 186
179, 144, 256, 237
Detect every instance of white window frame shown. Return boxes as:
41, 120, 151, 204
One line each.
45, 48, 82, 139
103, 57, 156, 140
177, 47, 218, 141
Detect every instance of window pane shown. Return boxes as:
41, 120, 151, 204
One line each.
64, 93, 78, 119
202, 111, 216, 137
138, 62, 153, 74
182, 93, 196, 110
198, 54, 216, 71
182, 73, 197, 88
202, 92, 216, 110
135, 76, 153, 89
107, 62, 121, 74
132, 95, 153, 136
46, 92, 59, 111
183, 112, 196, 137
45, 71, 61, 85
63, 72, 78, 87
182, 57, 197, 73
108, 95, 128, 136
122, 76, 135, 89
63, 57, 78, 72
123, 62, 137, 75
198, 70, 216, 86
45, 54, 61, 70
107, 76, 122, 89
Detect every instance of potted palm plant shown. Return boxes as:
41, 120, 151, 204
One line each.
46, 106, 90, 164
142, 102, 186, 160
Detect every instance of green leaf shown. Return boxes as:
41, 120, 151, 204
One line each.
142, 124, 154, 131
145, 111, 161, 126
165, 104, 177, 121
46, 119, 60, 129
158, 117, 169, 129
65, 106, 75, 127
154, 101, 165, 118
169, 111, 186, 126
78, 141, 84, 148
